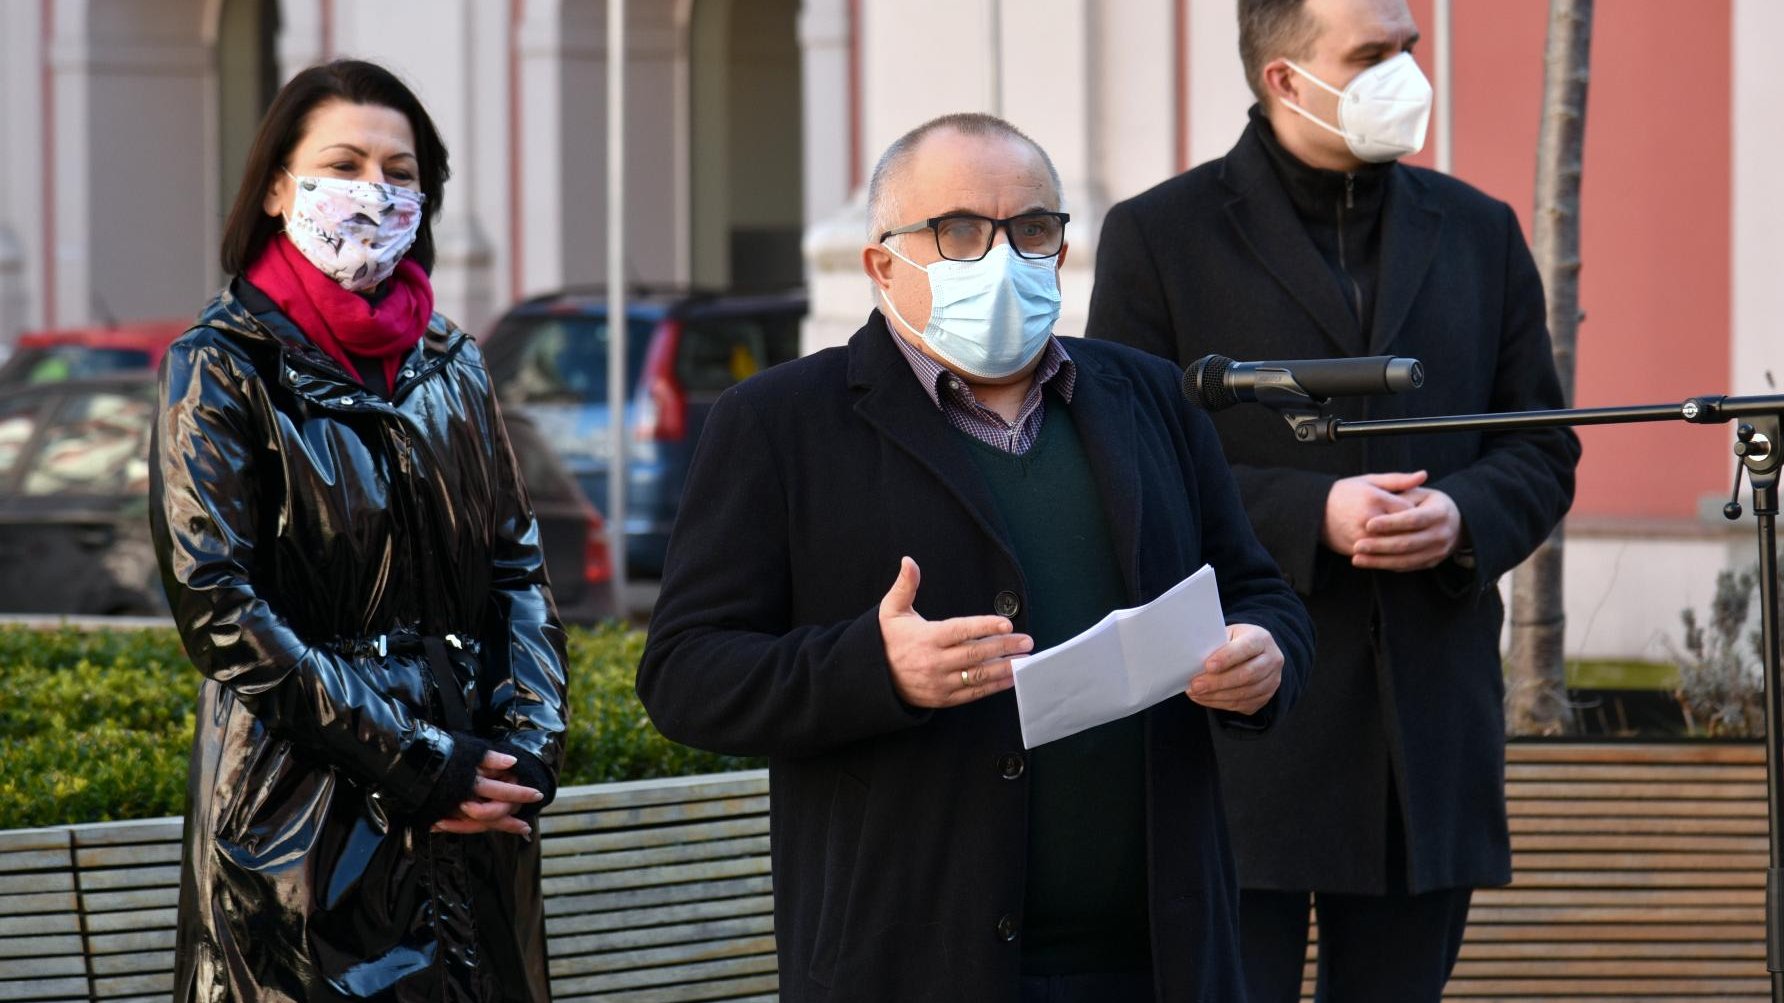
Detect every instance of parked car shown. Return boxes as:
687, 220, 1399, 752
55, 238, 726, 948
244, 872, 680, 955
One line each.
501, 410, 618, 624
481, 286, 807, 577
0, 376, 163, 615
0, 321, 188, 387
0, 374, 616, 624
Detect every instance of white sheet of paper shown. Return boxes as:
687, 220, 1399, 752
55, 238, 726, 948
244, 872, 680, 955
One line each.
1011, 564, 1228, 749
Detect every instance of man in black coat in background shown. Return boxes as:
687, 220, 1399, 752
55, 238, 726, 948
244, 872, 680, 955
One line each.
1087, 0, 1579, 999
638, 112, 1314, 1002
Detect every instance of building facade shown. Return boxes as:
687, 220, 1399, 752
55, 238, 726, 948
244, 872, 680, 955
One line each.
1, 0, 1777, 663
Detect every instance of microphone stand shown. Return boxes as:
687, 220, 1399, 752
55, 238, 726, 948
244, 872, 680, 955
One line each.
1274, 391, 1784, 1001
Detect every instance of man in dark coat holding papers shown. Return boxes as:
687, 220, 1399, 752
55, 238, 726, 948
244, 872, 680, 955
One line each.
637, 112, 1314, 1003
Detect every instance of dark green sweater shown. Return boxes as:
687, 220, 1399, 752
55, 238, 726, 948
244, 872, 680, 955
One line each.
958, 398, 1151, 975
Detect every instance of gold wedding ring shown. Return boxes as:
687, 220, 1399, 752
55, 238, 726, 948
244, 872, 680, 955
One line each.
961, 669, 972, 688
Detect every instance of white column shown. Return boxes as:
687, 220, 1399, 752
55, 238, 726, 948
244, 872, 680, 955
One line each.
1092, 0, 1177, 205
999, 0, 1097, 339
275, 0, 326, 80
51, 0, 213, 326
798, 0, 852, 229
1732, 0, 1784, 397
0, 2, 45, 344
1187, 0, 1250, 167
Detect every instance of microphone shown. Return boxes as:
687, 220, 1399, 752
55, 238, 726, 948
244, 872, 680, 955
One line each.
1182, 354, 1424, 411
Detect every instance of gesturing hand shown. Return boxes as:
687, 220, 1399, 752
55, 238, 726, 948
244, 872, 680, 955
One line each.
431, 750, 543, 838
1187, 623, 1283, 716
880, 556, 1033, 709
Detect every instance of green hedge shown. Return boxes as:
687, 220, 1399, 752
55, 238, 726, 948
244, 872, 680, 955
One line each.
0, 624, 756, 830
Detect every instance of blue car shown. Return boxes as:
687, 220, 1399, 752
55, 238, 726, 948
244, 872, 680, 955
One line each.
482, 288, 807, 578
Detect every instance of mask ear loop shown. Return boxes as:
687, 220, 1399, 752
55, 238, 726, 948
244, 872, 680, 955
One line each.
875, 238, 931, 339
1278, 59, 1353, 142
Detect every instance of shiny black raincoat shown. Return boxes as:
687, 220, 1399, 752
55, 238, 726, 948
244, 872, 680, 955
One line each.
151, 279, 568, 1003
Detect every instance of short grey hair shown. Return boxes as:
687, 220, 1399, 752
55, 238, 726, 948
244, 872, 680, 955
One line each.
866, 112, 1064, 240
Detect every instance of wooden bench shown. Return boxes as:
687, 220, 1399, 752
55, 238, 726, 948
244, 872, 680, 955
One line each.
1297, 742, 1769, 1001
0, 771, 774, 1003
3, 746, 1774, 1002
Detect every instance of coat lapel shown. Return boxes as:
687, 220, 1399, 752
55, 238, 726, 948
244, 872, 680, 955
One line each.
1369, 168, 1444, 355
1219, 128, 1360, 357
847, 316, 1017, 560
1065, 357, 1145, 603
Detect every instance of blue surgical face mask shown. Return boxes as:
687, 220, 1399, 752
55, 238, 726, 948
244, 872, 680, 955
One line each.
878, 241, 1062, 380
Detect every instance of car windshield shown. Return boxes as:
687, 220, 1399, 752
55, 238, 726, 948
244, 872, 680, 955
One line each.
19, 389, 155, 497
0, 346, 154, 385
488, 315, 654, 407
675, 315, 802, 397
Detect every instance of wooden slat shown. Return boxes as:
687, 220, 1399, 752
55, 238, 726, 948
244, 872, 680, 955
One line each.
0, 933, 84, 959
543, 836, 771, 880
549, 914, 775, 958
0, 956, 85, 979
65, 820, 182, 847
83, 928, 175, 955
554, 975, 780, 1003
0, 831, 70, 855
1511, 814, 1763, 835
0, 914, 79, 937
545, 874, 773, 920
551, 954, 779, 996
543, 796, 770, 836
543, 857, 771, 900
548, 933, 777, 978
89, 971, 173, 999
543, 816, 769, 857
545, 894, 773, 938
74, 843, 179, 870
78, 887, 176, 914
82, 907, 175, 935
0, 873, 74, 897
75, 865, 178, 893
0, 976, 89, 1002
1504, 743, 1764, 765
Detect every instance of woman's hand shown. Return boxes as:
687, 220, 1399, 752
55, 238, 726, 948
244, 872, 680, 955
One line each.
430, 750, 544, 837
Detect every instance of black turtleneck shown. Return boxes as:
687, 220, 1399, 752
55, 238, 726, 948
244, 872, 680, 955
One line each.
1251, 106, 1392, 345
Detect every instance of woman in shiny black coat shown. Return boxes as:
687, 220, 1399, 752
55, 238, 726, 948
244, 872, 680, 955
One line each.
150, 61, 567, 1003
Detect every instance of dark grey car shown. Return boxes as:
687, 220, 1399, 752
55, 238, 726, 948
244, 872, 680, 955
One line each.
0, 376, 616, 623
0, 376, 163, 615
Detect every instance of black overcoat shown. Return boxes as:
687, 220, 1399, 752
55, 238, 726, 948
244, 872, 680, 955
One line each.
151, 281, 568, 1002
1086, 118, 1580, 895
637, 314, 1315, 1002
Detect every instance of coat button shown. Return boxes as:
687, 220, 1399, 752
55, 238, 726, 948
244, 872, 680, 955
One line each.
995, 914, 1020, 942
993, 591, 1020, 618
997, 753, 1025, 780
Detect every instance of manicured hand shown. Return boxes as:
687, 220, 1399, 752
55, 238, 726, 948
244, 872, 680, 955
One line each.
879, 556, 1034, 708
1352, 487, 1462, 572
1188, 623, 1283, 716
1321, 471, 1427, 555
431, 750, 543, 838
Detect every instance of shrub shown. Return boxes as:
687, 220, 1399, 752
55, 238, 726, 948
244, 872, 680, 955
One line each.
0, 624, 755, 829
1669, 564, 1779, 738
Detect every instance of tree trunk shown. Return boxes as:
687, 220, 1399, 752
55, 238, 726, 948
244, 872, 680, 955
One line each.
1506, 0, 1592, 736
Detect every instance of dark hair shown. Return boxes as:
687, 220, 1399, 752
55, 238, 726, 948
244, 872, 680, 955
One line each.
1238, 0, 1322, 103
219, 59, 450, 275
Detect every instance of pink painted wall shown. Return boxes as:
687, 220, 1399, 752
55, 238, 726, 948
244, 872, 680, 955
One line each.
1445, 0, 1731, 521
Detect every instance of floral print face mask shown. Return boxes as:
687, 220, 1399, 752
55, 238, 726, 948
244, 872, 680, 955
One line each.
281, 170, 426, 292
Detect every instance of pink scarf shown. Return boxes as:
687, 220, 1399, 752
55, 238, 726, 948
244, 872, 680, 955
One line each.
245, 233, 434, 389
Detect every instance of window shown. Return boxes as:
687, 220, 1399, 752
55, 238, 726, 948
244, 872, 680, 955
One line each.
489, 316, 654, 406
21, 390, 155, 497
675, 314, 801, 397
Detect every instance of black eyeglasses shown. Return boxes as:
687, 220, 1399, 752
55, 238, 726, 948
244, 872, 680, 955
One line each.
879, 211, 1071, 262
